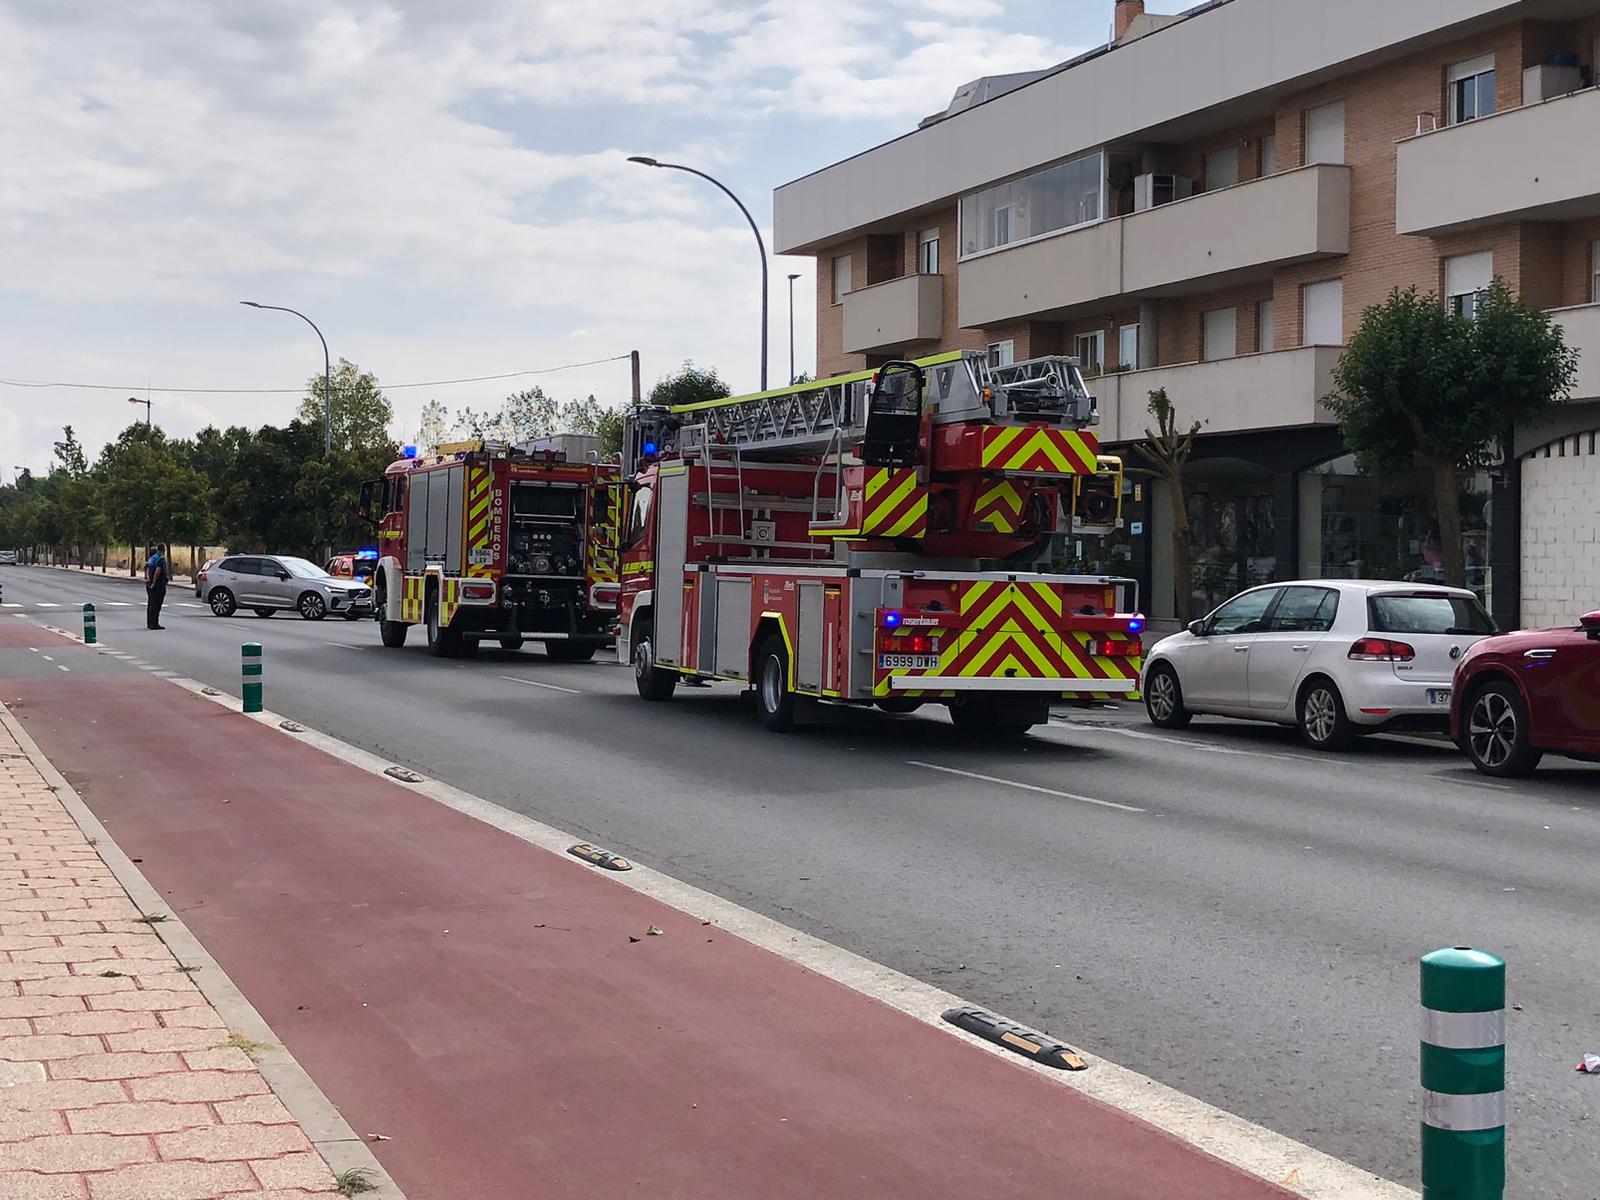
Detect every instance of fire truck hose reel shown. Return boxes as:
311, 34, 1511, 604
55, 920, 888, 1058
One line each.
941, 1006, 1086, 1071
568, 843, 633, 871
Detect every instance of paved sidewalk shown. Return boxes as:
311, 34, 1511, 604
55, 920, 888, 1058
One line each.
0, 720, 340, 1199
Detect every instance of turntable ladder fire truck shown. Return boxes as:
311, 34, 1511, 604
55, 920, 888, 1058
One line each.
365, 438, 623, 659
618, 350, 1143, 734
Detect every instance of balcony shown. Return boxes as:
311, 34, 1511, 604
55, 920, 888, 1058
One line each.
1089, 346, 1344, 443
1551, 303, 1600, 402
959, 164, 1351, 327
1397, 87, 1600, 236
842, 274, 944, 355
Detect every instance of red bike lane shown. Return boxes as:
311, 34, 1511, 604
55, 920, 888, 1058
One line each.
2, 644, 1292, 1199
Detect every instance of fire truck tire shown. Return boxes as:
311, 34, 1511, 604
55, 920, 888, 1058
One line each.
754, 636, 795, 732
379, 620, 408, 648
545, 642, 596, 663
632, 619, 677, 702
499, 635, 525, 651
425, 592, 458, 657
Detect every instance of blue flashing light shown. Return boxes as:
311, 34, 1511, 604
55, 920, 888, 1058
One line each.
402, 444, 418, 459
642, 441, 658, 456
1127, 618, 1145, 634
883, 612, 902, 629
355, 548, 379, 560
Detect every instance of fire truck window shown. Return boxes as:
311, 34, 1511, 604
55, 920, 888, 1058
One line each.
627, 485, 653, 548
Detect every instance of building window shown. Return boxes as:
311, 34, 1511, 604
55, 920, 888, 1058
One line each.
1118, 324, 1140, 369
1205, 146, 1239, 190
918, 228, 940, 275
959, 150, 1104, 257
1260, 132, 1278, 177
1202, 308, 1237, 361
1257, 299, 1275, 352
831, 254, 851, 305
1302, 279, 1343, 345
1445, 251, 1493, 319
1304, 101, 1345, 165
1448, 55, 1495, 125
987, 340, 1015, 368
1075, 331, 1105, 374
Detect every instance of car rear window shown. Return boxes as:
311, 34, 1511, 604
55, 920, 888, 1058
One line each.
1367, 592, 1496, 636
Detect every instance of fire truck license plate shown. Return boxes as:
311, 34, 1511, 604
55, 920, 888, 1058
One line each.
878, 654, 939, 670
468, 549, 493, 565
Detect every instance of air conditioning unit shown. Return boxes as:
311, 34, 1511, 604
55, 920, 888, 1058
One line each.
1133, 173, 1195, 212
1523, 62, 1584, 102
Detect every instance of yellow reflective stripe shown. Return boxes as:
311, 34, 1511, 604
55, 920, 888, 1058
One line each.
882, 495, 928, 538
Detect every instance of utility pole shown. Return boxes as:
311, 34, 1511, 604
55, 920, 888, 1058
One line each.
631, 350, 642, 407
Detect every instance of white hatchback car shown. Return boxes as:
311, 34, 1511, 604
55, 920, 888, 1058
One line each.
1141, 580, 1496, 750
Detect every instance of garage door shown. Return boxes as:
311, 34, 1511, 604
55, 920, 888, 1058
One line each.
1521, 431, 1600, 628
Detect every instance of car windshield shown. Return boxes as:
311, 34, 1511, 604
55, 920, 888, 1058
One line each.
1368, 592, 1496, 635
277, 556, 332, 580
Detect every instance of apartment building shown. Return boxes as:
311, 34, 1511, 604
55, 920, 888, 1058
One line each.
773, 0, 1600, 628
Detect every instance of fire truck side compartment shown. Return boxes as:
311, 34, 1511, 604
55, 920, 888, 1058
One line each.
714, 578, 751, 678
796, 583, 824, 693
655, 470, 689, 665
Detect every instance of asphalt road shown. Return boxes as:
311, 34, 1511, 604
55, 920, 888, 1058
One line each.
5, 563, 1599, 1198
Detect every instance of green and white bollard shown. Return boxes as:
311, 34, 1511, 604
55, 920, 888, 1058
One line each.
1421, 946, 1505, 1200
82, 603, 96, 645
242, 642, 263, 714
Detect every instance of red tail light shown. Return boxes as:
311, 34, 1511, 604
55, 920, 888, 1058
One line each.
1348, 637, 1415, 662
461, 581, 495, 601
197, 570, 207, 582
1097, 639, 1142, 657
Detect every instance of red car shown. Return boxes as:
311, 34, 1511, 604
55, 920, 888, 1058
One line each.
1451, 609, 1600, 776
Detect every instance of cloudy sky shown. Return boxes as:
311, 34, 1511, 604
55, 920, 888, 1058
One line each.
0, 0, 1106, 476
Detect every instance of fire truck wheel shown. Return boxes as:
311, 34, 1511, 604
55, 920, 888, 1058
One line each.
632, 620, 677, 702
546, 642, 596, 663
499, 635, 525, 651
207, 588, 236, 618
297, 592, 327, 621
425, 591, 456, 657
754, 636, 795, 732
379, 620, 408, 648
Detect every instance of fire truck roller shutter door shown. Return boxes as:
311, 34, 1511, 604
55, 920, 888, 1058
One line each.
445, 464, 465, 572
714, 578, 752, 678
654, 469, 689, 665
796, 586, 823, 693
406, 475, 428, 573
425, 470, 450, 565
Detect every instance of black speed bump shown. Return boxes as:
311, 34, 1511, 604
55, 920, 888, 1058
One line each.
942, 1006, 1087, 1071
568, 843, 633, 871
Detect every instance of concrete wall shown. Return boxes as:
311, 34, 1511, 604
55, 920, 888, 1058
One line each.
774, 0, 1521, 253
842, 274, 944, 354
1397, 86, 1600, 235
1520, 429, 1600, 627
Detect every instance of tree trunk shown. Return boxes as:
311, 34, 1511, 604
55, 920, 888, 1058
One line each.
1167, 470, 1193, 624
1431, 458, 1466, 589
129, 544, 138, 578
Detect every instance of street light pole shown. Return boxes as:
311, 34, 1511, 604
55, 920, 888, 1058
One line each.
127, 396, 151, 429
239, 301, 332, 454
628, 156, 769, 392
786, 273, 801, 386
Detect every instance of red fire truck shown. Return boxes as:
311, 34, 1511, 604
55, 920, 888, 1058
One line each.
618, 351, 1143, 735
363, 438, 623, 658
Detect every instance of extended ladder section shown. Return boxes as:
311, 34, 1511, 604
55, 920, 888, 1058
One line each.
624, 350, 1097, 465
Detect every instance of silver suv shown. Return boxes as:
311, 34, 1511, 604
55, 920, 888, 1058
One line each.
203, 555, 373, 621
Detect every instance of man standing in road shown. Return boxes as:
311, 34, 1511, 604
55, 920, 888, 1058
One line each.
145, 543, 170, 630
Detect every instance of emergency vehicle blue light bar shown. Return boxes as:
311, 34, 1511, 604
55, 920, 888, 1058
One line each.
403, 444, 418, 458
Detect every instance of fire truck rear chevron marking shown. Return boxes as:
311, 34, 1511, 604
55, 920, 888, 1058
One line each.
401, 576, 425, 624
972, 480, 1026, 534
860, 468, 928, 539
466, 466, 494, 577
980, 426, 1099, 475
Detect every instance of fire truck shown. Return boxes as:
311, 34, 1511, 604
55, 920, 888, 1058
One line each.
618, 350, 1143, 735
363, 437, 623, 658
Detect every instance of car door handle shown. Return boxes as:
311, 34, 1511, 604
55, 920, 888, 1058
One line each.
1292, 645, 1310, 652
1523, 649, 1558, 660
1233, 645, 1250, 653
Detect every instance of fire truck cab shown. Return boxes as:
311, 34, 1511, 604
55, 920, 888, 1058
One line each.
364, 438, 622, 659
619, 352, 1143, 735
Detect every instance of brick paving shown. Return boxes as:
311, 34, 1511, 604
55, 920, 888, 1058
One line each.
0, 723, 338, 1198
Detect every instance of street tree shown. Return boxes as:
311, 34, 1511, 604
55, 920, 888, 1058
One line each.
649, 362, 730, 408
558, 395, 625, 459
53, 427, 89, 477
1326, 281, 1576, 587
1129, 388, 1203, 624
416, 400, 452, 454
298, 358, 394, 451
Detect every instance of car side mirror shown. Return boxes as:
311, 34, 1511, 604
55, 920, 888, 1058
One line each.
1187, 619, 1208, 636
1581, 610, 1600, 639
278, 571, 291, 580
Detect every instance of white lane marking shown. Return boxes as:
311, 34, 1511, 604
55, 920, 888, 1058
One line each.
907, 760, 1144, 813
106, 602, 133, 607
1, 603, 20, 609
40, 655, 53, 662
150, 674, 1401, 1200
36, 602, 58, 608
323, 641, 363, 649
1050, 719, 1315, 764
498, 674, 582, 695
27, 647, 38, 654
56, 665, 70, 672
179, 602, 205, 608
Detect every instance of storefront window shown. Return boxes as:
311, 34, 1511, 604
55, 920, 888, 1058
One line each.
1184, 458, 1277, 614
1298, 454, 1492, 605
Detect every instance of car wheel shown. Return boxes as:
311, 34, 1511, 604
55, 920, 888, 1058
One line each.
1298, 678, 1354, 751
754, 635, 795, 732
252, 608, 275, 618
208, 588, 236, 618
1465, 681, 1543, 778
632, 618, 676, 701
298, 592, 327, 621
1143, 663, 1192, 729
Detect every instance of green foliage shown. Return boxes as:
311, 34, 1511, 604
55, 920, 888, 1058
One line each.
649, 362, 731, 407
415, 389, 626, 458
558, 395, 625, 459
52, 427, 89, 477
298, 358, 394, 451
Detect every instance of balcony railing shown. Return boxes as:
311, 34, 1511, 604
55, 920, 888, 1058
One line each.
959, 163, 1351, 327
1396, 87, 1600, 236
842, 273, 944, 355
1090, 346, 1344, 442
